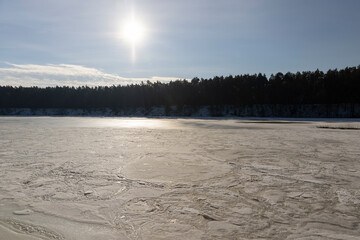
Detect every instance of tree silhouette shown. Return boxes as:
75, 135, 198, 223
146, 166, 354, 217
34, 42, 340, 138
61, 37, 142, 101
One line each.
0, 65, 359, 116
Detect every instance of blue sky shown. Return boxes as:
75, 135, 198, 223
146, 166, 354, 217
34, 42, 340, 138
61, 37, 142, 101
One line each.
0, 0, 359, 86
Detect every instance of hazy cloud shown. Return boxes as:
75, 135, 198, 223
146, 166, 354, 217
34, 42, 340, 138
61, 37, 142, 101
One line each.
0, 63, 184, 87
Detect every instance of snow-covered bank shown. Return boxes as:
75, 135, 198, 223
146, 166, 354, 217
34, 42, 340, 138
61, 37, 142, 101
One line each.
1, 104, 360, 117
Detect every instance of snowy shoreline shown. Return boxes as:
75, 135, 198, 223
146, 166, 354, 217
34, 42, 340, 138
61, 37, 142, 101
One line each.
1, 104, 360, 118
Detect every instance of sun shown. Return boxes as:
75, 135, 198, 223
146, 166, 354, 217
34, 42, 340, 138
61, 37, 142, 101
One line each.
120, 10, 147, 63
122, 18, 145, 45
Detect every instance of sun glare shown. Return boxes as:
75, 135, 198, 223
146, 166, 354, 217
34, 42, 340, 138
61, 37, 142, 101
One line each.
123, 20, 144, 44
121, 12, 146, 63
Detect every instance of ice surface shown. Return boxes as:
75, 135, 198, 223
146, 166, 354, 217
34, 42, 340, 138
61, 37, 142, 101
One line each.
0, 117, 360, 239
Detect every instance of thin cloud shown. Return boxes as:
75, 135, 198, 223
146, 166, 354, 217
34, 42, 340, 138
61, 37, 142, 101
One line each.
0, 63, 184, 87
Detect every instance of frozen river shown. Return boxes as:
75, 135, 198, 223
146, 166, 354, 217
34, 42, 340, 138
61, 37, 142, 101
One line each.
0, 117, 360, 239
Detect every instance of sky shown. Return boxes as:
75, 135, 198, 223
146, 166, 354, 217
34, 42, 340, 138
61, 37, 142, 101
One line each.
0, 0, 360, 87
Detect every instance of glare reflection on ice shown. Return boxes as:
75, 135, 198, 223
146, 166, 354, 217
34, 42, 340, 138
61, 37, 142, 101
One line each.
100, 118, 169, 128
0, 117, 174, 129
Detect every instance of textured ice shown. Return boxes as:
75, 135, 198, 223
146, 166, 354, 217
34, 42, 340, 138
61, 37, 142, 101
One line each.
0, 117, 360, 239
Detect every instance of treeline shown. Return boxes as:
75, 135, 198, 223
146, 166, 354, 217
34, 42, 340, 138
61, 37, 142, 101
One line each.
0, 66, 359, 109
